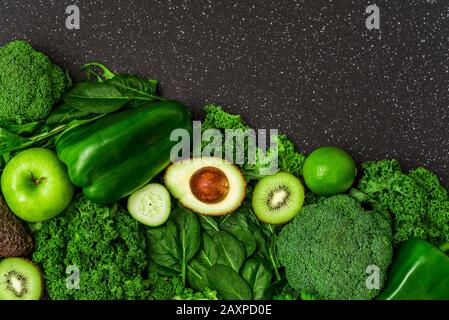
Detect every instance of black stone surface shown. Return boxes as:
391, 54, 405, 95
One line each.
0, 0, 448, 186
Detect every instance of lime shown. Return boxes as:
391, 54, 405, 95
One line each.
302, 146, 357, 196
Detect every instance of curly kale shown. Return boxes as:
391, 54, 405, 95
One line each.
0, 40, 67, 123
32, 195, 149, 300
277, 195, 393, 300
202, 104, 249, 131
202, 104, 305, 179
351, 160, 449, 245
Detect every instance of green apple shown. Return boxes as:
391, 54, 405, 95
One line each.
1, 148, 74, 222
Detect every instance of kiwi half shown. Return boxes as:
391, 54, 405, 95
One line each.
0, 258, 43, 300
252, 172, 305, 224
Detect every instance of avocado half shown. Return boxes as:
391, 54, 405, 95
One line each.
164, 157, 246, 216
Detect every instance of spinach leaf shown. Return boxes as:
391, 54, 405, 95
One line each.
187, 260, 210, 291
195, 233, 219, 267
219, 212, 257, 258
0, 128, 31, 154
147, 220, 181, 271
173, 208, 201, 285
64, 82, 129, 113
0, 121, 42, 136
187, 233, 218, 291
263, 276, 299, 300
213, 231, 245, 272
82, 62, 116, 81
207, 264, 252, 300
148, 257, 180, 278
107, 75, 158, 97
46, 104, 93, 125
199, 215, 220, 233
241, 257, 272, 300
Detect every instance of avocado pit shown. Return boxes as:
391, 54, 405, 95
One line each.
189, 166, 229, 204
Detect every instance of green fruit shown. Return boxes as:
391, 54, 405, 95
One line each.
127, 183, 171, 227
252, 172, 305, 224
1, 148, 74, 222
0, 258, 43, 300
303, 146, 357, 196
165, 157, 246, 216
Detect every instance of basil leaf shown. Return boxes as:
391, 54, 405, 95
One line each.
241, 257, 272, 300
207, 264, 252, 300
64, 82, 129, 113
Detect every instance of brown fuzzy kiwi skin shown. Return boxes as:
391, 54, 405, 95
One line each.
163, 157, 247, 216
1, 258, 44, 300
0, 195, 33, 258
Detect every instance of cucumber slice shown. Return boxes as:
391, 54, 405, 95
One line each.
127, 183, 171, 227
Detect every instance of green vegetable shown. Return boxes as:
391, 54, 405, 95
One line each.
213, 230, 246, 272
148, 274, 218, 300
219, 211, 257, 258
150, 201, 281, 299
64, 71, 164, 113
187, 233, 219, 291
147, 208, 201, 285
377, 238, 449, 300
350, 160, 449, 245
201, 105, 305, 180
241, 257, 272, 300
64, 62, 164, 113
127, 183, 172, 227
32, 195, 149, 300
0, 63, 168, 171
206, 264, 252, 300
0, 40, 67, 123
263, 277, 299, 300
277, 195, 393, 300
56, 100, 192, 203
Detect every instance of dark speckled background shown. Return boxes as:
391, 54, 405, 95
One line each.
0, 0, 448, 186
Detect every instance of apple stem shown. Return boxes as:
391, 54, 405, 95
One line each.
30, 173, 46, 186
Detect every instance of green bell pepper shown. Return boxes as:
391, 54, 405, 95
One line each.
377, 238, 449, 300
56, 100, 192, 204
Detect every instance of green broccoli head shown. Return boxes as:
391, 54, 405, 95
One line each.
277, 195, 393, 300
0, 40, 67, 123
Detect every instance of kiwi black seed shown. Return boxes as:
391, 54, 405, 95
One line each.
252, 172, 305, 224
0, 258, 43, 300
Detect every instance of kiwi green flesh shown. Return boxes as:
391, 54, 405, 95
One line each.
252, 173, 304, 224
0, 258, 42, 300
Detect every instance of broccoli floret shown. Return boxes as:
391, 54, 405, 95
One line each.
0, 40, 67, 123
352, 160, 449, 245
277, 195, 393, 300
